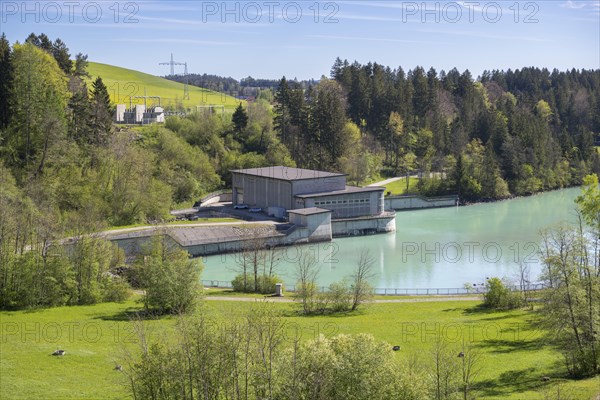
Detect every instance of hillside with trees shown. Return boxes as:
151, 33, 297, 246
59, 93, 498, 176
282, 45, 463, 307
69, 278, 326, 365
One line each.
319, 59, 600, 200
0, 32, 599, 310
0, 33, 293, 309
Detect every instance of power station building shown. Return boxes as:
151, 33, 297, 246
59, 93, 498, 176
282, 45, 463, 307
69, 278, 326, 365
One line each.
231, 166, 385, 219
114, 104, 165, 124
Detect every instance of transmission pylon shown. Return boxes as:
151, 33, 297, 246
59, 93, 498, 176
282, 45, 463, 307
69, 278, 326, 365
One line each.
182, 62, 189, 100
159, 54, 189, 100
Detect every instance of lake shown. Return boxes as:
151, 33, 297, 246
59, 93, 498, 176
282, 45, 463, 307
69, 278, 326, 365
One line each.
201, 188, 582, 289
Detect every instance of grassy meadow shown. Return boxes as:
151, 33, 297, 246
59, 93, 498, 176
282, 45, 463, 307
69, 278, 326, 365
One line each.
384, 176, 420, 195
86, 62, 242, 112
1, 295, 599, 399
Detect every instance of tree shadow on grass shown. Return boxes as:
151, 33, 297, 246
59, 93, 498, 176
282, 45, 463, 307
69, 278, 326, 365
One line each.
475, 335, 546, 354
95, 308, 169, 321
442, 304, 493, 315
280, 306, 369, 319
476, 367, 558, 398
473, 314, 547, 353
461, 304, 500, 315
456, 304, 525, 322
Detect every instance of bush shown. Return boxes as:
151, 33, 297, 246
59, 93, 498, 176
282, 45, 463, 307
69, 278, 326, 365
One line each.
101, 275, 131, 303
138, 237, 203, 315
232, 273, 282, 294
483, 278, 522, 309
326, 280, 352, 312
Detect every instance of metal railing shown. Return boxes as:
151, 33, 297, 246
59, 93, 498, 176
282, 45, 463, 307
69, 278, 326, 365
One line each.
201, 281, 547, 296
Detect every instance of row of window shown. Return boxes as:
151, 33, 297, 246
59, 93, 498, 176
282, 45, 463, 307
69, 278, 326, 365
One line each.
314, 198, 370, 206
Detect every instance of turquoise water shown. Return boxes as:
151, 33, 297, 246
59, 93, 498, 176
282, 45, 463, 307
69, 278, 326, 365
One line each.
201, 188, 581, 289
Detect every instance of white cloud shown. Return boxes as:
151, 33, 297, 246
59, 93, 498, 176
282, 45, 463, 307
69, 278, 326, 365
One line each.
415, 28, 553, 43
306, 34, 449, 45
136, 15, 270, 28
334, 12, 411, 23
112, 38, 242, 46
561, 1, 588, 9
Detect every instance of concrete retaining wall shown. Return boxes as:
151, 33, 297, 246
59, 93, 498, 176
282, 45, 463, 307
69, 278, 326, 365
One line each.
332, 213, 396, 237
385, 195, 458, 210
109, 214, 395, 258
201, 192, 232, 206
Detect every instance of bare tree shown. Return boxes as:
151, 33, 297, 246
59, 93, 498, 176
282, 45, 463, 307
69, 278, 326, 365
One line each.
232, 237, 265, 292
458, 341, 481, 400
350, 249, 376, 311
294, 252, 319, 314
264, 245, 281, 278
429, 337, 460, 400
517, 262, 532, 308
540, 382, 575, 400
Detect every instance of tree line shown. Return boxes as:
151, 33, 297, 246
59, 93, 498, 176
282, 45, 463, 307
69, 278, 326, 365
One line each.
165, 72, 316, 97
273, 59, 600, 200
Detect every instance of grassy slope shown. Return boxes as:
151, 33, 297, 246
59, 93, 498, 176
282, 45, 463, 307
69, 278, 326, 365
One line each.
2, 297, 599, 399
86, 62, 242, 111
384, 176, 420, 195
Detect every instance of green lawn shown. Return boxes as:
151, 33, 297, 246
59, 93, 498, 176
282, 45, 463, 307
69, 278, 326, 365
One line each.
384, 177, 420, 195
1, 297, 599, 399
87, 62, 242, 111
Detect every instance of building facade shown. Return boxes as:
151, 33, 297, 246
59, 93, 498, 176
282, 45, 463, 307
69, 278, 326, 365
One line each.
231, 166, 385, 219
114, 104, 165, 124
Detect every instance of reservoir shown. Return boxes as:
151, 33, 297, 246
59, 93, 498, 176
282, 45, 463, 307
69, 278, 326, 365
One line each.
201, 187, 581, 289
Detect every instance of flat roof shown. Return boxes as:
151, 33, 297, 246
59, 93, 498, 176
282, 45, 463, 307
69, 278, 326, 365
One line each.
287, 207, 332, 216
295, 186, 385, 198
231, 166, 346, 181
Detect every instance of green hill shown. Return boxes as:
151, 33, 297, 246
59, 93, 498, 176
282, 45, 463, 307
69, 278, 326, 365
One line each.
86, 62, 241, 111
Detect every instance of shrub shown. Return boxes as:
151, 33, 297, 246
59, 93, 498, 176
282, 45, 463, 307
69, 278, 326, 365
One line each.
101, 275, 131, 303
232, 273, 282, 294
483, 278, 522, 309
326, 280, 352, 312
138, 236, 203, 315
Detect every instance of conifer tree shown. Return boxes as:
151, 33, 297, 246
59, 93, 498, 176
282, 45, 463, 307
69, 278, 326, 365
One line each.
89, 77, 112, 146
0, 33, 12, 129
232, 102, 248, 134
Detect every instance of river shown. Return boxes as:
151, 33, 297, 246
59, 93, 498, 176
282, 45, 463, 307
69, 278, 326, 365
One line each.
200, 187, 582, 289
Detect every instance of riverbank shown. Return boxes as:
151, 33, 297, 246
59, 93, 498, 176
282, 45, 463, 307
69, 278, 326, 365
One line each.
458, 184, 583, 206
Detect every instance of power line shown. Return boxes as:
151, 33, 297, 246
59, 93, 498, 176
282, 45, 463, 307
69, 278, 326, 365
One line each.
159, 53, 189, 100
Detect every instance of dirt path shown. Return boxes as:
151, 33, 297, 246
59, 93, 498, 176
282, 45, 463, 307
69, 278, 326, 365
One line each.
204, 296, 482, 303
367, 176, 404, 187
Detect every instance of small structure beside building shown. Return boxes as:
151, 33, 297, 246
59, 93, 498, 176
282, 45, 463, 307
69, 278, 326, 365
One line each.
114, 104, 165, 124
287, 207, 332, 242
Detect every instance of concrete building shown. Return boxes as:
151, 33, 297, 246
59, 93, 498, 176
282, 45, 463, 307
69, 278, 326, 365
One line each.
287, 207, 332, 242
114, 104, 165, 124
231, 166, 385, 219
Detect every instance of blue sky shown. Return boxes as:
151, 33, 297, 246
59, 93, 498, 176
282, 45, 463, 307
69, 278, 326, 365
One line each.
1, 0, 598, 80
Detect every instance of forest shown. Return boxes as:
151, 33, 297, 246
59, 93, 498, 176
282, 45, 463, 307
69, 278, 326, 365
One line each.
0, 32, 599, 310
165, 72, 317, 98
274, 58, 600, 199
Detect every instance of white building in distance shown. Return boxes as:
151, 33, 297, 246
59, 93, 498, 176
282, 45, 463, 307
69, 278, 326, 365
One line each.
114, 104, 165, 125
